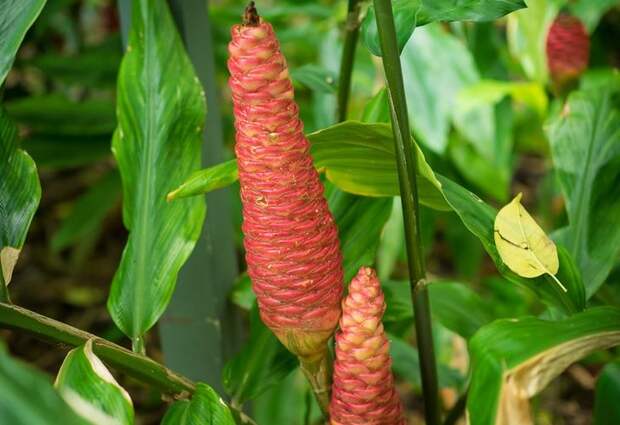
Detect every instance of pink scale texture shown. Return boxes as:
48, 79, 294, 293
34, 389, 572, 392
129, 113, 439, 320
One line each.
330, 267, 406, 425
546, 14, 589, 84
227, 16, 343, 360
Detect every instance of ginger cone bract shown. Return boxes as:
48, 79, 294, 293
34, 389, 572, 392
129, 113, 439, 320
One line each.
330, 267, 405, 425
546, 14, 589, 86
227, 3, 343, 412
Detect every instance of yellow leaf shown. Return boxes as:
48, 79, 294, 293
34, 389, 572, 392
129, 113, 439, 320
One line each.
1, 247, 20, 285
494, 193, 566, 292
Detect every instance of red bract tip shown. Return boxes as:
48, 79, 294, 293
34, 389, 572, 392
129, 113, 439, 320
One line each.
546, 14, 589, 84
227, 13, 343, 362
330, 267, 406, 425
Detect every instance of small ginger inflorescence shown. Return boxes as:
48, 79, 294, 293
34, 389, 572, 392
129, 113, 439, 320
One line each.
330, 267, 406, 425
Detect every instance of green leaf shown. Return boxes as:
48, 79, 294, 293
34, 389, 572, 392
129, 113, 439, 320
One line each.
222, 305, 297, 405
361, 0, 526, 56
389, 334, 464, 390
383, 280, 496, 339
6, 95, 116, 136
439, 175, 586, 314
0, 341, 89, 425
467, 307, 620, 425
108, 0, 207, 340
568, 0, 618, 32
0, 108, 41, 285
326, 190, 392, 283
457, 80, 548, 118
168, 121, 449, 210
55, 340, 134, 425
0, 0, 46, 84
51, 170, 121, 252
290, 64, 337, 94
547, 82, 620, 297
507, 0, 560, 83
594, 362, 620, 425
161, 383, 234, 425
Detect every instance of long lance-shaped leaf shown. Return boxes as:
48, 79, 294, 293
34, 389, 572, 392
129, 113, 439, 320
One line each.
55, 340, 134, 425
547, 79, 620, 297
0, 0, 46, 84
0, 108, 41, 291
168, 121, 448, 211
361, 0, 526, 56
467, 307, 620, 425
109, 0, 206, 348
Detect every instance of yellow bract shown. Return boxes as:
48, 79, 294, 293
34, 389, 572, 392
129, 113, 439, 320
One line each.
494, 193, 566, 292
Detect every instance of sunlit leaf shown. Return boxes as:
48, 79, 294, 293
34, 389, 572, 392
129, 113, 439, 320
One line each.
494, 193, 564, 291
0, 0, 46, 84
547, 81, 620, 297
108, 0, 207, 342
468, 307, 620, 425
161, 383, 234, 425
168, 121, 448, 210
362, 0, 526, 56
55, 340, 134, 425
457, 80, 548, 117
0, 109, 41, 285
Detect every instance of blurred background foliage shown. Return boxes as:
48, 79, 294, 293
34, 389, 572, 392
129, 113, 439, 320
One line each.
2, 0, 620, 424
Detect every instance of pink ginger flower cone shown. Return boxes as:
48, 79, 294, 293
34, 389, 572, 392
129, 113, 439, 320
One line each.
227, 2, 343, 412
546, 14, 589, 86
330, 267, 406, 425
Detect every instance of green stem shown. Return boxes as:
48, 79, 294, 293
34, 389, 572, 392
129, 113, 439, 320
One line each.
298, 350, 332, 417
372, 1, 441, 424
337, 0, 362, 122
0, 302, 193, 395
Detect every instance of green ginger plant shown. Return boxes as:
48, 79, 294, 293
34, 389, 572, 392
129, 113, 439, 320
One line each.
1, 0, 620, 424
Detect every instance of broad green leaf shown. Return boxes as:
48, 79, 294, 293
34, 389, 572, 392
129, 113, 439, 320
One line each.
0, 0, 46, 84
5, 95, 116, 136
400, 24, 493, 155
0, 109, 41, 285
161, 383, 234, 425
0, 341, 89, 425
361, 0, 526, 56
593, 362, 620, 425
55, 340, 134, 425
547, 82, 620, 297
494, 193, 564, 291
457, 80, 548, 118
290, 64, 337, 94
51, 170, 121, 252
108, 0, 207, 340
467, 307, 620, 425
168, 121, 449, 210
383, 280, 496, 339
439, 176, 586, 314
377, 198, 405, 280
507, 0, 560, 83
222, 305, 297, 405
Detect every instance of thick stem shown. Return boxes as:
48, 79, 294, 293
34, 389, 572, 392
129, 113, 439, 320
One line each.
337, 0, 362, 122
0, 302, 193, 395
298, 350, 332, 417
443, 390, 467, 425
372, 1, 441, 424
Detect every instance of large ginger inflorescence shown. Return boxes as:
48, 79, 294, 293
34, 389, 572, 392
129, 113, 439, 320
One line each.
227, 6, 343, 364
546, 14, 590, 85
330, 267, 405, 425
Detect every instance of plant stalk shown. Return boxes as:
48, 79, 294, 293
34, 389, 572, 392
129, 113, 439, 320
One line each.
299, 350, 332, 417
372, 1, 441, 424
337, 0, 362, 122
